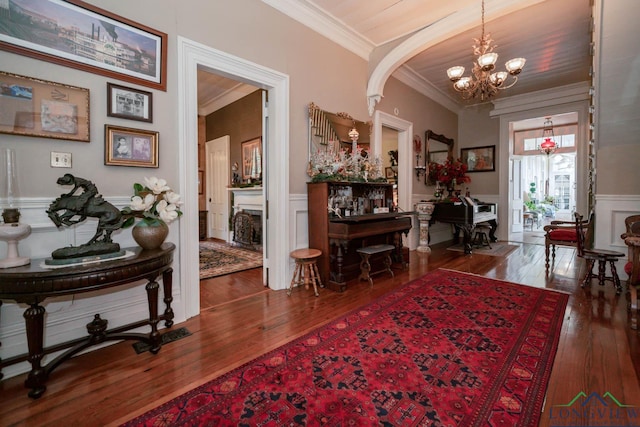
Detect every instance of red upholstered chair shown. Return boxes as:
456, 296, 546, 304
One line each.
574, 212, 625, 294
543, 211, 593, 272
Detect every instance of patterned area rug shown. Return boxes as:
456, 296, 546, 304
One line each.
447, 241, 520, 257
199, 241, 262, 279
123, 269, 568, 426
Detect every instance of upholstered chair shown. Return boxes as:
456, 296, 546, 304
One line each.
543, 211, 593, 272
621, 214, 640, 285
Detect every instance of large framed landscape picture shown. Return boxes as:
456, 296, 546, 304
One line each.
0, 0, 167, 91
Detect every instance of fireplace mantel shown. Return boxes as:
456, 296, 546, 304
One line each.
228, 187, 263, 214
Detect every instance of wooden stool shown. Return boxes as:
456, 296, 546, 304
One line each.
288, 248, 323, 297
356, 244, 395, 287
472, 225, 492, 249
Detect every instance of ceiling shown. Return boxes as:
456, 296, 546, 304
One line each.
199, 0, 592, 126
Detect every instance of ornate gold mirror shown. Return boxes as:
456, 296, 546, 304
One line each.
308, 102, 371, 160
425, 130, 454, 185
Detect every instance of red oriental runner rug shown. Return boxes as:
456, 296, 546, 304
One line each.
123, 269, 568, 426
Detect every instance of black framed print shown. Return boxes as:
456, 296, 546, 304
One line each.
107, 83, 152, 123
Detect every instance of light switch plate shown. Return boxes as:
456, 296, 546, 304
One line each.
51, 152, 72, 168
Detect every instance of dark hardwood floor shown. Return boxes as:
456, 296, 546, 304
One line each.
1, 240, 639, 426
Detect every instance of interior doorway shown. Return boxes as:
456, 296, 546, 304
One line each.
508, 112, 579, 244
178, 37, 290, 320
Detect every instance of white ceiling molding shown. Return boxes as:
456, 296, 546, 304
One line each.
198, 83, 256, 116
261, 0, 374, 59
490, 81, 591, 117
391, 65, 461, 115
366, 0, 545, 115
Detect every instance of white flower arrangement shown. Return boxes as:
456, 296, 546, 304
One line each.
121, 177, 183, 227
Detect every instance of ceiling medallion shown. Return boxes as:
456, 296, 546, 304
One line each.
446, 0, 526, 101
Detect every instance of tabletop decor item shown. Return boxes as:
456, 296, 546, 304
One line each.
0, 148, 31, 268
121, 177, 182, 250
46, 174, 124, 263
428, 158, 470, 196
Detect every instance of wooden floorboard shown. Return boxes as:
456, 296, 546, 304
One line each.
1, 240, 639, 426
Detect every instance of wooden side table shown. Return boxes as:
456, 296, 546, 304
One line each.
0, 243, 175, 398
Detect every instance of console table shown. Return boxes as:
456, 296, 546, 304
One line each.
0, 243, 175, 398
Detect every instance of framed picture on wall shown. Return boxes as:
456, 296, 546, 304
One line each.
0, 71, 90, 141
104, 124, 158, 167
107, 83, 153, 122
461, 145, 495, 172
0, 0, 168, 91
241, 137, 262, 180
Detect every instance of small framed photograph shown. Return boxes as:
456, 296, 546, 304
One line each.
105, 125, 158, 168
461, 145, 495, 172
107, 83, 152, 122
0, 71, 89, 141
198, 170, 204, 194
385, 166, 397, 179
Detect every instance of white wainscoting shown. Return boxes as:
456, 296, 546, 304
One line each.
594, 194, 640, 257
0, 197, 183, 380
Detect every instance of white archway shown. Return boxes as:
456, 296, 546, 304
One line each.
366, 0, 545, 114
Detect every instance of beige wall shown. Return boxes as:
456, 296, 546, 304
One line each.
595, 0, 640, 195
457, 104, 500, 195
376, 77, 458, 196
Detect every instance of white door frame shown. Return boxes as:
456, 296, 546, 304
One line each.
178, 37, 290, 318
372, 110, 417, 249
496, 100, 589, 241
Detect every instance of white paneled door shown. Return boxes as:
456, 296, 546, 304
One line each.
206, 136, 230, 240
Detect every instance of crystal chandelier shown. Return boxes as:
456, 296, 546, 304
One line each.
539, 117, 557, 155
446, 0, 526, 101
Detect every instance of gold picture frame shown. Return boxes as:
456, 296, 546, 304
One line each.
104, 124, 158, 168
0, 71, 90, 141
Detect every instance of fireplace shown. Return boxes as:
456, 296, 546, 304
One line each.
228, 187, 263, 250
232, 210, 262, 249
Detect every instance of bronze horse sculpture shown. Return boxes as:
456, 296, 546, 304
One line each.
47, 174, 125, 259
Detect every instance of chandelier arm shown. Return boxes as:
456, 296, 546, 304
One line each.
497, 76, 518, 90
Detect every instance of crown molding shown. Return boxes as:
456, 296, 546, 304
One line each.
490, 82, 591, 116
392, 65, 461, 114
198, 82, 256, 116
261, 0, 374, 60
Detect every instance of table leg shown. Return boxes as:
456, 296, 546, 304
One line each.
487, 219, 498, 242
162, 268, 174, 328
0, 300, 3, 380
23, 303, 46, 399
145, 279, 161, 354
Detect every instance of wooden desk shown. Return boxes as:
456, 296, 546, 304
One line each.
0, 243, 175, 398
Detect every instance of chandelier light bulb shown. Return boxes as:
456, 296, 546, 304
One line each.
489, 71, 508, 85
447, 66, 465, 81
455, 77, 472, 90
505, 57, 526, 74
478, 52, 498, 70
